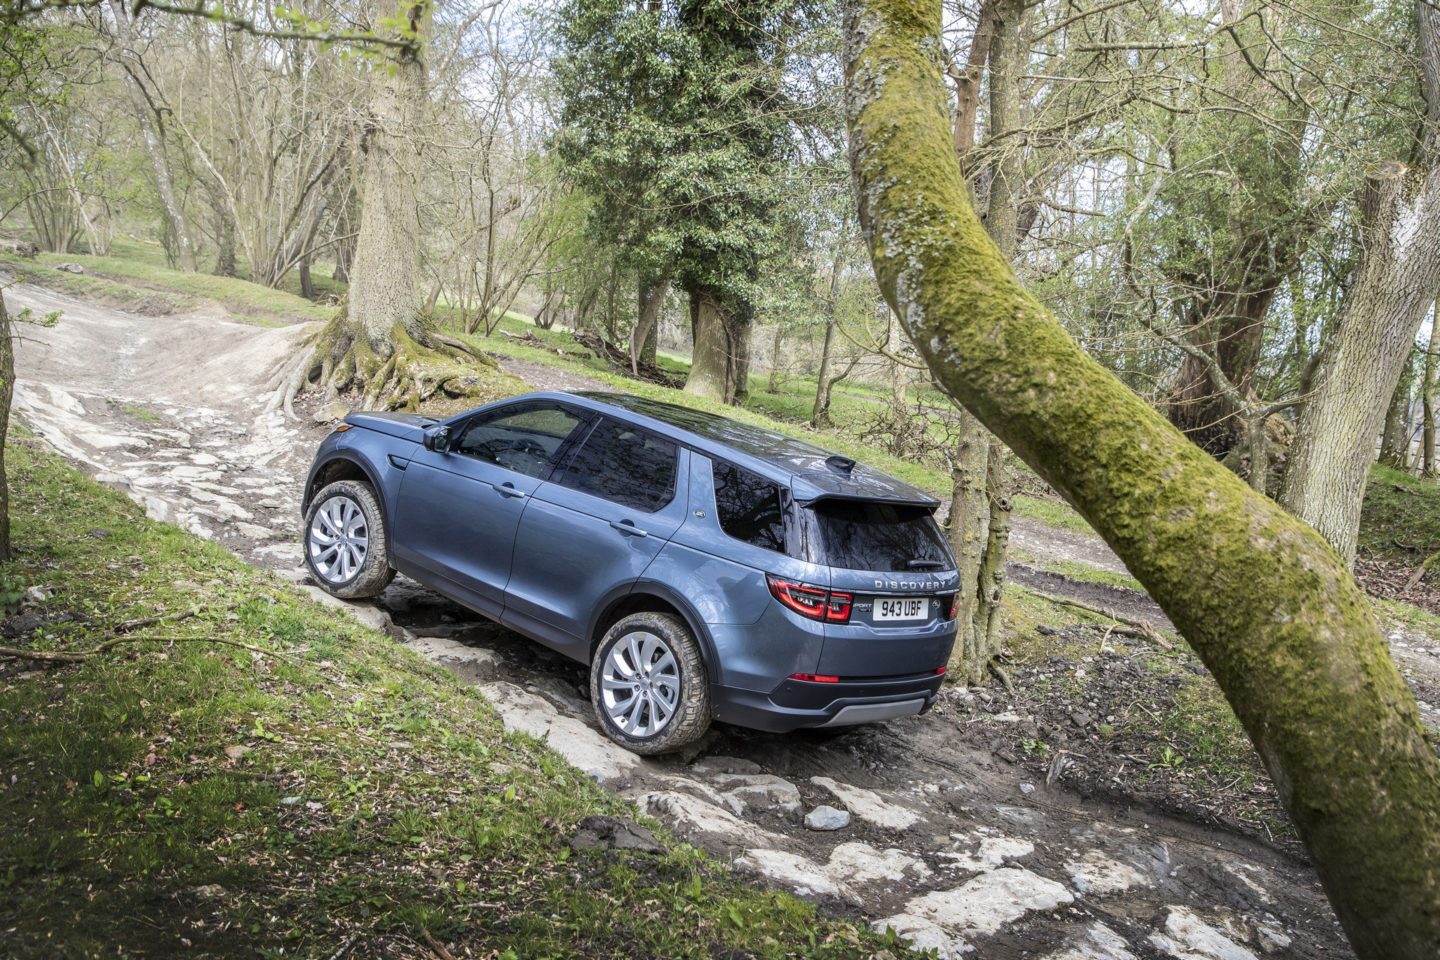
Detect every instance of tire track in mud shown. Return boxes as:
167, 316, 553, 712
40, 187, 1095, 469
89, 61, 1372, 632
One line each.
9, 281, 1359, 959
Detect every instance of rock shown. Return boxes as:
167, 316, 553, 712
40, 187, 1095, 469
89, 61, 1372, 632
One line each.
24, 585, 49, 603
86, 528, 112, 538
1071, 711, 1093, 728
735, 848, 854, 901
223, 745, 251, 761
1037, 624, 1058, 636
638, 791, 784, 849
312, 400, 351, 424
901, 866, 1075, 939
1042, 922, 1139, 960
569, 815, 663, 855
279, 796, 302, 806
55, 262, 85, 274
1147, 907, 1257, 960
190, 884, 228, 901
872, 914, 965, 959
711, 773, 802, 816
1020, 782, 1036, 796
480, 681, 641, 785
1064, 851, 1147, 895
1, 610, 46, 638
944, 833, 1034, 872
804, 805, 851, 831
826, 842, 931, 885
810, 776, 922, 830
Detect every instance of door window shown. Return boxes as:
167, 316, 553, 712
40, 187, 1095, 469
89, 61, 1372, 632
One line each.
453, 403, 588, 479
554, 417, 678, 512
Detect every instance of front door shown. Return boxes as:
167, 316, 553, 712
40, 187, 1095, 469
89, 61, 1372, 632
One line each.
391, 400, 591, 617
504, 416, 689, 658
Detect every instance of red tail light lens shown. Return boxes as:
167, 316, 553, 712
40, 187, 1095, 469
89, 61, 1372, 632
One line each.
940, 593, 959, 620
767, 576, 852, 624
789, 673, 841, 683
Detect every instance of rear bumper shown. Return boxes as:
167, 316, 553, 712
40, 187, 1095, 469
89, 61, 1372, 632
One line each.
711, 671, 945, 733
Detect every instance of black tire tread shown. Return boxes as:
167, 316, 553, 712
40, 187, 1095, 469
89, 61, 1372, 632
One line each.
303, 480, 395, 600
590, 612, 711, 755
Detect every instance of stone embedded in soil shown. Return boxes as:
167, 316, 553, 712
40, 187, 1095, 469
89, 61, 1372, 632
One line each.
709, 772, 802, 817
804, 805, 851, 831
478, 681, 640, 785
871, 914, 965, 960
569, 815, 662, 855
734, 848, 854, 901
902, 866, 1075, 939
1147, 907, 1257, 960
826, 841, 931, 885
810, 776, 922, 830
638, 791, 782, 848
945, 832, 1034, 872
1041, 922, 1139, 960
688, 755, 762, 776
1064, 851, 1147, 895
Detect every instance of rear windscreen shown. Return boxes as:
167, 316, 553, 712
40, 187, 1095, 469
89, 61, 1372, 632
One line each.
804, 500, 952, 572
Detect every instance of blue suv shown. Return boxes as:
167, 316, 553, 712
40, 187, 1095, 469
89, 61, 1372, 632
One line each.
301, 392, 959, 754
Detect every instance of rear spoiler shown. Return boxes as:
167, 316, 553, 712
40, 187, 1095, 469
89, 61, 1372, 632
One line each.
789, 470, 940, 509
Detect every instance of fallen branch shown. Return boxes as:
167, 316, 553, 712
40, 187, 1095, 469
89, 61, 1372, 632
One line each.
1034, 591, 1172, 649
1405, 549, 1440, 592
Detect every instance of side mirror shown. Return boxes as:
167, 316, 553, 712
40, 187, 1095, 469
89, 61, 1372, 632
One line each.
423, 425, 451, 453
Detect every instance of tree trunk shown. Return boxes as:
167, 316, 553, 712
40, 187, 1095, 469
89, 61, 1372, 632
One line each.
1423, 304, 1438, 477
0, 293, 13, 562
969, 443, 1011, 675
345, 5, 430, 352
844, 3, 1440, 956
299, 259, 315, 301
1280, 160, 1440, 563
105, 0, 198, 273
945, 409, 990, 680
685, 289, 733, 402
1380, 366, 1416, 468
767, 325, 784, 393
631, 270, 672, 375
811, 316, 838, 428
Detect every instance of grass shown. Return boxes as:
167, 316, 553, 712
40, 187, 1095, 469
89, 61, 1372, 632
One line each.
2, 235, 334, 327
0, 441, 914, 960
1359, 463, 1440, 563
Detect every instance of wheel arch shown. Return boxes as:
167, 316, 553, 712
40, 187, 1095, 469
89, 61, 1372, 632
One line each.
588, 582, 721, 684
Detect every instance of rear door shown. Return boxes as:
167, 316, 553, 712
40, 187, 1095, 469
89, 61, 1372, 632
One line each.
503, 416, 689, 659
391, 401, 591, 617
807, 499, 960, 677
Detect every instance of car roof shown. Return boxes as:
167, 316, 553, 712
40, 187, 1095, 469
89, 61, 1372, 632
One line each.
521, 390, 939, 508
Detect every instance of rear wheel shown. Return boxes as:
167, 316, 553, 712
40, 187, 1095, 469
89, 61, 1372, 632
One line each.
303, 480, 395, 599
590, 612, 710, 755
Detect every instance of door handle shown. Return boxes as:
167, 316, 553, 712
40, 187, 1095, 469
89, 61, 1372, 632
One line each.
493, 482, 527, 499
610, 519, 650, 538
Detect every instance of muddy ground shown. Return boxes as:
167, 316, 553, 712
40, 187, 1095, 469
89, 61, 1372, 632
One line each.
13, 280, 1434, 958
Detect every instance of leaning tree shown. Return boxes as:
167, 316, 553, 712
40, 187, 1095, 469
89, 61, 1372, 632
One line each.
842, 0, 1440, 956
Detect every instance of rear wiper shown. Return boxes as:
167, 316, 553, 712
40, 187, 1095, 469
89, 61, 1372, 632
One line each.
906, 559, 944, 570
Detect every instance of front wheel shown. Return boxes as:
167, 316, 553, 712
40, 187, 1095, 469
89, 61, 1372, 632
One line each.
303, 480, 395, 599
590, 612, 711, 755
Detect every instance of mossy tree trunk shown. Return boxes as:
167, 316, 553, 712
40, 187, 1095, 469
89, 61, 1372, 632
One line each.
631, 269, 672, 376
1379, 362, 1417, 469
843, 1, 1440, 955
685, 289, 743, 403
1424, 303, 1438, 477
0, 292, 13, 562
289, 2, 502, 414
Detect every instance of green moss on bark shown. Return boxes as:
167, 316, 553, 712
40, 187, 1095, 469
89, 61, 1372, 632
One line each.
843, 0, 1440, 956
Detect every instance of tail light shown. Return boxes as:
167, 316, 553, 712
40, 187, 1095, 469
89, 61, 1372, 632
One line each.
789, 673, 841, 683
767, 575, 852, 624
940, 592, 959, 620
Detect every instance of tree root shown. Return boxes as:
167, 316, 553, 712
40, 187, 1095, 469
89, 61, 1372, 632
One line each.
274, 314, 525, 418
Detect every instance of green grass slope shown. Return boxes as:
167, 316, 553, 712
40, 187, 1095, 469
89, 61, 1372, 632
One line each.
0, 442, 910, 960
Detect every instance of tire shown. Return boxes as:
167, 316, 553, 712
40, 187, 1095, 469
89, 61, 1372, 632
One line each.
303, 479, 395, 600
590, 612, 711, 755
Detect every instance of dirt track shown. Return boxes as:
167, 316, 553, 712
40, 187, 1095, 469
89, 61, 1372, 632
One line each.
8, 280, 1389, 959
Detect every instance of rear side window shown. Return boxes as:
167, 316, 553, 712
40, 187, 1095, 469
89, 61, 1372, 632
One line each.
713, 461, 786, 553
555, 416, 677, 512
805, 500, 950, 572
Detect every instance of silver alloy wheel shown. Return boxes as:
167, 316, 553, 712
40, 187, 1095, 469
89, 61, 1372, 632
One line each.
308, 495, 369, 584
600, 630, 681, 737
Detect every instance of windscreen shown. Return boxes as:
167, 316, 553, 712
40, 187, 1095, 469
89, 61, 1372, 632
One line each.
804, 499, 952, 572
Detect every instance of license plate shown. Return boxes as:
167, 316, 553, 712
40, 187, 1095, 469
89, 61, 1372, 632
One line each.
874, 597, 928, 622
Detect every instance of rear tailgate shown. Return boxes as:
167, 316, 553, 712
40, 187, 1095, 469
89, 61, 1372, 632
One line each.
800, 497, 959, 678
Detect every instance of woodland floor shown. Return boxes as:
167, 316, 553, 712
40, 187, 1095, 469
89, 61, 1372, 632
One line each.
6, 274, 1440, 958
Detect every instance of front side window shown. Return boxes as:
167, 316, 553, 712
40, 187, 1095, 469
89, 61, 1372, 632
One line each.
713, 460, 786, 553
555, 417, 678, 512
453, 403, 588, 479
